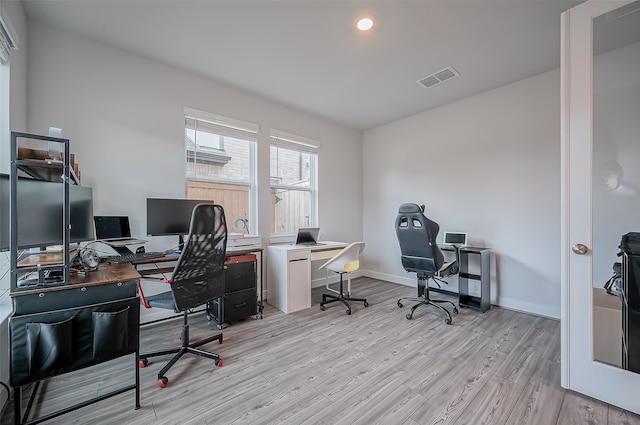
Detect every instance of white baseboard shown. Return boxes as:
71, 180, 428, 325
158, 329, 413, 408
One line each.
351, 269, 560, 320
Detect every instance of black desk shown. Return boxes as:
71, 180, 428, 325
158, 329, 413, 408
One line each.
9, 262, 141, 425
438, 245, 491, 312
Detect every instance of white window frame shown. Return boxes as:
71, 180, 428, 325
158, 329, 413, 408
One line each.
184, 107, 258, 233
270, 129, 319, 235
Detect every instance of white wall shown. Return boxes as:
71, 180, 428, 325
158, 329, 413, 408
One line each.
26, 21, 363, 254
362, 70, 561, 318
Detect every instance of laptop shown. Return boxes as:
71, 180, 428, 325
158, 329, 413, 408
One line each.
295, 227, 325, 246
94, 216, 147, 247
442, 231, 467, 246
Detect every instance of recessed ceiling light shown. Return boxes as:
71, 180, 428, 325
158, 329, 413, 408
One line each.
357, 17, 374, 31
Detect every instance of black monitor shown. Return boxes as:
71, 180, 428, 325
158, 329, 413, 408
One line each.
0, 173, 95, 251
146, 198, 210, 236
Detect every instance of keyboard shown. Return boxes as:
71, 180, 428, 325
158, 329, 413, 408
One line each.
103, 251, 168, 264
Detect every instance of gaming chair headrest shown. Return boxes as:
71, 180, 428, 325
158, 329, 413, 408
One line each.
398, 203, 424, 214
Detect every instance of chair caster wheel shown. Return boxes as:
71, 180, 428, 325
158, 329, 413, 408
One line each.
215, 358, 224, 367
364, 301, 369, 307
139, 358, 148, 368
445, 318, 452, 325
346, 309, 351, 315
320, 304, 326, 311
158, 377, 168, 388
406, 313, 412, 320
397, 300, 403, 308
453, 307, 459, 314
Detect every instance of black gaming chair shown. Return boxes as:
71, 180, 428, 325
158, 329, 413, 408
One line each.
138, 203, 227, 388
395, 203, 459, 324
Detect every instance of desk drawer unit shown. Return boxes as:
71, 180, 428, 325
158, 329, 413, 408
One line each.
208, 255, 257, 328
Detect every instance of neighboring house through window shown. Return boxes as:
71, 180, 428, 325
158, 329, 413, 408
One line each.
270, 129, 319, 234
184, 107, 258, 234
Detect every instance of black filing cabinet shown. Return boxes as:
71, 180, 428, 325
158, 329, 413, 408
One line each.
208, 254, 257, 328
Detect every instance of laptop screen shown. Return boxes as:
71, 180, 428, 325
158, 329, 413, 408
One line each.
443, 231, 467, 246
296, 227, 320, 245
94, 216, 132, 239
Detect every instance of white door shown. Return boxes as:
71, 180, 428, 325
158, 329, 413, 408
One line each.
561, 0, 640, 414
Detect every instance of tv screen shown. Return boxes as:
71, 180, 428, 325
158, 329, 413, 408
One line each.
146, 198, 211, 236
0, 174, 95, 251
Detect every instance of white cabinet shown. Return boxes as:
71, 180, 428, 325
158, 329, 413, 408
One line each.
266, 242, 346, 314
267, 246, 311, 313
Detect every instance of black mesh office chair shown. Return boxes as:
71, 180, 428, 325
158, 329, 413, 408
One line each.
138, 203, 227, 388
395, 203, 459, 324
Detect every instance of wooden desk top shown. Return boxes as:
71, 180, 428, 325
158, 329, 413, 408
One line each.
11, 262, 140, 297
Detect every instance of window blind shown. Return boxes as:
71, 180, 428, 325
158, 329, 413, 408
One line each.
184, 107, 258, 141
270, 129, 319, 154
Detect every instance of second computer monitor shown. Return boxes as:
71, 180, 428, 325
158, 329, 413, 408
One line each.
146, 198, 211, 236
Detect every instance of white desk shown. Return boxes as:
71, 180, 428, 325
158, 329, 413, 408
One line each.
267, 241, 347, 313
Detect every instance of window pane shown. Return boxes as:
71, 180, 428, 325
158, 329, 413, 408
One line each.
187, 130, 250, 183
270, 145, 311, 188
271, 188, 311, 233
187, 181, 250, 233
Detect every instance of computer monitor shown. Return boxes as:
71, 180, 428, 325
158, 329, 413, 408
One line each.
94, 216, 132, 239
442, 231, 467, 246
146, 198, 210, 236
0, 173, 95, 251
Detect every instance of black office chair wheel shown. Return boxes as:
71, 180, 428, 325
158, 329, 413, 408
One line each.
158, 377, 169, 388
215, 358, 224, 367
138, 358, 148, 368
320, 304, 326, 311
453, 307, 458, 314
346, 309, 351, 315
397, 300, 403, 308
406, 313, 412, 320
445, 318, 452, 325
364, 301, 369, 307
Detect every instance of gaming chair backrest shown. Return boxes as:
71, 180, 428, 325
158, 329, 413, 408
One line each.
395, 203, 445, 276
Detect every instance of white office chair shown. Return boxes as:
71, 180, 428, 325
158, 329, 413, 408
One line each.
319, 241, 368, 315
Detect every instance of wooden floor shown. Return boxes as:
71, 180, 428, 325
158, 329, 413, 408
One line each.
2, 277, 640, 425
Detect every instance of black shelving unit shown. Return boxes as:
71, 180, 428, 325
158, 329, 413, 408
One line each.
9, 131, 73, 291
622, 251, 640, 373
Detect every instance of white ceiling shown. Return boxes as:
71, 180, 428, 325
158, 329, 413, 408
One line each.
21, 0, 583, 131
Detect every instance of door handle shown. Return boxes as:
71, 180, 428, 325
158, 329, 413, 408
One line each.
572, 243, 589, 255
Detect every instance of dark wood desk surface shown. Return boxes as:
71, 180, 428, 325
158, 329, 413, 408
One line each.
10, 262, 140, 297
133, 247, 264, 276
17, 251, 76, 268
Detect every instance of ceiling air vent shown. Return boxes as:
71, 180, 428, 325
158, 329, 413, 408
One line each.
417, 66, 459, 89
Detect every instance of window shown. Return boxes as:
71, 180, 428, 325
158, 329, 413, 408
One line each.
270, 129, 319, 234
185, 107, 258, 234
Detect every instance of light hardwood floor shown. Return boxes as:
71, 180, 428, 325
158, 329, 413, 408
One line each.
2, 277, 639, 425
